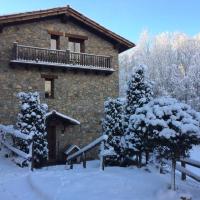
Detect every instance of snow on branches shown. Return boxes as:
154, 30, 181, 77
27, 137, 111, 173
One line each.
16, 92, 48, 166
125, 65, 153, 118
124, 65, 153, 160
120, 32, 200, 111
102, 97, 125, 164
126, 96, 200, 162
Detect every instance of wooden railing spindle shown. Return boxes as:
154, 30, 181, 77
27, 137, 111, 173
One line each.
12, 43, 112, 70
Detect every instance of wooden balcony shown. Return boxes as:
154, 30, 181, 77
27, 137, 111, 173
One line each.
10, 43, 114, 73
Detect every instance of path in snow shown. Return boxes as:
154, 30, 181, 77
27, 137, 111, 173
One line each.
0, 148, 200, 200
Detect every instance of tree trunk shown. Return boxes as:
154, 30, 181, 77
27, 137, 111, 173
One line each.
138, 152, 142, 168
159, 162, 163, 174
145, 151, 149, 165
171, 159, 176, 191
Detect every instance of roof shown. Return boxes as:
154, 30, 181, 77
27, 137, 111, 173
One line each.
45, 110, 80, 125
0, 6, 135, 53
64, 144, 80, 155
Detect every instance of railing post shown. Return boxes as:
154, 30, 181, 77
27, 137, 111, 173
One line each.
13, 42, 18, 60
100, 140, 105, 170
82, 153, 86, 168
66, 50, 70, 64
181, 161, 186, 181
70, 160, 73, 169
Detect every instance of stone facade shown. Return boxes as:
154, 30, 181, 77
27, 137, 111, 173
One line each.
0, 16, 119, 161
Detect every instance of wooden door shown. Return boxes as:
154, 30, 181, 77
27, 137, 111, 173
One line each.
47, 125, 56, 161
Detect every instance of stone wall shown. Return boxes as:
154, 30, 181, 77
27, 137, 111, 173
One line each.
0, 16, 119, 159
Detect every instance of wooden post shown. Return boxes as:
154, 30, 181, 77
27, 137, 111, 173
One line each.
29, 138, 34, 171
181, 161, 186, 181
171, 159, 176, 191
83, 153, 86, 168
70, 160, 73, 169
100, 140, 105, 170
102, 156, 105, 171
109, 56, 112, 69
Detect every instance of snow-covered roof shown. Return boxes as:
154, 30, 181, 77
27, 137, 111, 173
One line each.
64, 144, 80, 155
45, 110, 80, 125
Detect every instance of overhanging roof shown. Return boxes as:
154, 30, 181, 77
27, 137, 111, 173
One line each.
45, 110, 80, 125
0, 6, 135, 52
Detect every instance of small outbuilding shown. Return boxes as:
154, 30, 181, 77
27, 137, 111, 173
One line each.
45, 110, 80, 164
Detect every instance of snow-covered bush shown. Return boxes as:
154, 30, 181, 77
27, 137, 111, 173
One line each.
102, 97, 125, 165
16, 92, 48, 167
127, 96, 200, 189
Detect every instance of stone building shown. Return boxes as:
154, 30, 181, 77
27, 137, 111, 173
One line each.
0, 6, 134, 163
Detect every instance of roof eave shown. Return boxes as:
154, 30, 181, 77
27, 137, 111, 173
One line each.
0, 6, 135, 51
45, 110, 80, 125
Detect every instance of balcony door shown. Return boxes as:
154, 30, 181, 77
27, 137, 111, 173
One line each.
68, 38, 84, 53
50, 35, 59, 50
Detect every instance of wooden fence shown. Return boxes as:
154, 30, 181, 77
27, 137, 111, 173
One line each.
0, 125, 34, 170
165, 157, 200, 184
177, 158, 200, 182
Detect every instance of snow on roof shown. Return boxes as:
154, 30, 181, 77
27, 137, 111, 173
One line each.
45, 110, 80, 125
64, 144, 80, 155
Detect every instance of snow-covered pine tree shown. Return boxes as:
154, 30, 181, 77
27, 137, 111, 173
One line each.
125, 65, 153, 118
16, 92, 48, 167
124, 65, 153, 160
102, 97, 125, 165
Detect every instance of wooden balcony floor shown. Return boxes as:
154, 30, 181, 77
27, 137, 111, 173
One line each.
10, 59, 115, 73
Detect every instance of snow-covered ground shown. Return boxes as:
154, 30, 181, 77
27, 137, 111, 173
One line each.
0, 148, 200, 200
188, 145, 200, 176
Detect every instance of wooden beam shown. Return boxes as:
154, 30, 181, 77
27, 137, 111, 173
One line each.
113, 43, 121, 51
60, 13, 70, 23
47, 30, 64, 36
41, 74, 58, 79
65, 33, 88, 40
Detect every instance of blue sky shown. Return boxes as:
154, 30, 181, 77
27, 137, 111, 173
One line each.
0, 0, 200, 43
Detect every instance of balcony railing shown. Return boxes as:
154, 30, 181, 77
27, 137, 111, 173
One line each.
11, 43, 114, 72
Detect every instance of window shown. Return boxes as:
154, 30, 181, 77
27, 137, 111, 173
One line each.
45, 79, 54, 98
68, 38, 84, 53
50, 35, 59, 50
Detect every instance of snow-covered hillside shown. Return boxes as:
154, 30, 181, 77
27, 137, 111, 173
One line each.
0, 148, 200, 200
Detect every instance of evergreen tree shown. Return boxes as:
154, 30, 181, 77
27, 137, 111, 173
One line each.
16, 92, 48, 167
102, 97, 125, 165
124, 65, 153, 159
125, 65, 153, 118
